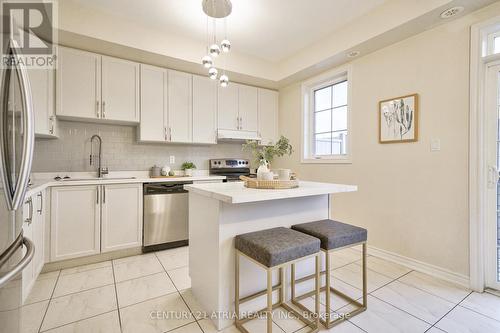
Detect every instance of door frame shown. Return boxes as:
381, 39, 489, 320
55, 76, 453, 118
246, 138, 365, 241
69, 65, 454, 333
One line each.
470, 16, 500, 292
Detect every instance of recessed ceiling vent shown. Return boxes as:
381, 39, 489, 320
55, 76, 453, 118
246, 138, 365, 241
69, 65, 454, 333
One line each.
440, 6, 464, 19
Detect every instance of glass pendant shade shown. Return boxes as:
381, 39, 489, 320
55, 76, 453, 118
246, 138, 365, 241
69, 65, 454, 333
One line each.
202, 55, 213, 68
219, 74, 229, 87
208, 67, 218, 80
221, 39, 231, 53
209, 44, 221, 57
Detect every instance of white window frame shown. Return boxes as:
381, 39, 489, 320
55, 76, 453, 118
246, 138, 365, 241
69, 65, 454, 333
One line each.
301, 65, 352, 164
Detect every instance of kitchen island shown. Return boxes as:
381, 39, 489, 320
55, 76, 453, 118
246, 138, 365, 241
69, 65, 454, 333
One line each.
185, 181, 357, 330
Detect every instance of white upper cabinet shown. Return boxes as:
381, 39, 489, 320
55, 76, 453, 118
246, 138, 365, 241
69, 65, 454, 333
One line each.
192, 75, 217, 144
101, 56, 140, 123
29, 68, 57, 137
218, 83, 239, 131
168, 70, 192, 143
238, 85, 258, 132
258, 88, 279, 146
139, 64, 167, 142
101, 184, 143, 252
57, 47, 101, 121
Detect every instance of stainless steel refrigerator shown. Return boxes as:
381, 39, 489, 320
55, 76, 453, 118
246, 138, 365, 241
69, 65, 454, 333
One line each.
0, 37, 36, 332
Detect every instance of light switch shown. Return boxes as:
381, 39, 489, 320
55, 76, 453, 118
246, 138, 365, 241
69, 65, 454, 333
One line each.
170, 155, 175, 164
431, 139, 441, 151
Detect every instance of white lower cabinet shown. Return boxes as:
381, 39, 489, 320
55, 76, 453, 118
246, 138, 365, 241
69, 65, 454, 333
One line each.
101, 184, 143, 252
22, 190, 46, 301
50, 184, 142, 261
50, 186, 101, 261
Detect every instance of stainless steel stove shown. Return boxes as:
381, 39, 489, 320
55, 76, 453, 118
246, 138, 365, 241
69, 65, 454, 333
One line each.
209, 159, 251, 182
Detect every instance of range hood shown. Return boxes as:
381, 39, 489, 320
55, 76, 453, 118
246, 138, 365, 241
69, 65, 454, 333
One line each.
217, 129, 261, 141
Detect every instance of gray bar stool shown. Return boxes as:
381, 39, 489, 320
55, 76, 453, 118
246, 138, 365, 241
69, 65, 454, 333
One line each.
235, 227, 321, 333
291, 219, 368, 328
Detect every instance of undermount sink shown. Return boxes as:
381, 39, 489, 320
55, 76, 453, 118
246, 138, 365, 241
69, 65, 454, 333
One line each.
58, 177, 137, 182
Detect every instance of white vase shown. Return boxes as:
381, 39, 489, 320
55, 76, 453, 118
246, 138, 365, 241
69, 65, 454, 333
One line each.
184, 169, 193, 177
256, 161, 270, 180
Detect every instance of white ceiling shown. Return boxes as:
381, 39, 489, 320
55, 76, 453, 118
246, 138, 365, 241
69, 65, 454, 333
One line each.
68, 0, 387, 62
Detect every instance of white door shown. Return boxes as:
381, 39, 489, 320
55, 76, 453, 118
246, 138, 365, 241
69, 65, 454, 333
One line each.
238, 85, 258, 132
101, 56, 140, 123
101, 184, 143, 252
168, 70, 192, 143
29, 68, 56, 137
258, 88, 279, 145
56, 47, 101, 120
139, 64, 167, 142
218, 83, 239, 130
193, 75, 217, 144
486, 62, 500, 291
50, 186, 101, 261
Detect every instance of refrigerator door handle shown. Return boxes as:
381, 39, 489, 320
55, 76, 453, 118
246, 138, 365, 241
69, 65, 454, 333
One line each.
9, 39, 35, 210
0, 231, 35, 288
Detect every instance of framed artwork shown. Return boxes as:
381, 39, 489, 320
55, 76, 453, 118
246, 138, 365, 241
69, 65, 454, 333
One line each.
379, 93, 418, 143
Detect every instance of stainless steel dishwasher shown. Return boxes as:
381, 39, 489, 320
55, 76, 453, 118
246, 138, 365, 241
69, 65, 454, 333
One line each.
143, 181, 192, 252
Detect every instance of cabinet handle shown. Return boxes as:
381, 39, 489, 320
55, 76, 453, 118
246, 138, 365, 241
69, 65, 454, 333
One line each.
240, 116, 243, 130
96, 100, 100, 118
169, 127, 172, 141
102, 101, 106, 118
164, 127, 168, 141
236, 116, 239, 130
96, 187, 99, 205
37, 193, 43, 215
103, 186, 106, 204
25, 198, 33, 225
49, 116, 54, 134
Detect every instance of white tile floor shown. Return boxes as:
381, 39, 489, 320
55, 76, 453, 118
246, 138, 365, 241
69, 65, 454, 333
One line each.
18, 245, 500, 333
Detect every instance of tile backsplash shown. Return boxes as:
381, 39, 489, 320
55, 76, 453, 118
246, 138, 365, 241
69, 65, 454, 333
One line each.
33, 121, 250, 172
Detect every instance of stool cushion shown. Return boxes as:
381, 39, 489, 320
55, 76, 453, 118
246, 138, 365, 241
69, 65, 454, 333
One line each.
235, 227, 320, 268
292, 220, 367, 250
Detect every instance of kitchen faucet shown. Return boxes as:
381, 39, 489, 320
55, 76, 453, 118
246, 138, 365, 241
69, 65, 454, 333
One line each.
90, 134, 108, 178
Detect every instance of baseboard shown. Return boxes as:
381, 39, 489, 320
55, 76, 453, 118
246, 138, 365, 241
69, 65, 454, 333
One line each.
367, 245, 470, 288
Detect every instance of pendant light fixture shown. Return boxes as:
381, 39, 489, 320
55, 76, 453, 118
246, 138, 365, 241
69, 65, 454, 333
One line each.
201, 0, 231, 87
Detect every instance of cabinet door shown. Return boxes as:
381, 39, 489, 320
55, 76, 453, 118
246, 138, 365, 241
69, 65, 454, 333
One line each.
192, 75, 217, 144
22, 197, 34, 301
139, 64, 167, 142
168, 70, 192, 143
218, 83, 239, 130
258, 88, 279, 146
238, 85, 258, 132
50, 186, 100, 261
56, 47, 101, 120
101, 56, 140, 123
101, 184, 142, 252
32, 191, 45, 277
29, 68, 56, 137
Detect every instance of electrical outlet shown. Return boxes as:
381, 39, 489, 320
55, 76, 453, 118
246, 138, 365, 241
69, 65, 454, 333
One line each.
170, 156, 175, 164
430, 139, 441, 151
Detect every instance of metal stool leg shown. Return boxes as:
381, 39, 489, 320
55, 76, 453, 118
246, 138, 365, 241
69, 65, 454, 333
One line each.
290, 243, 368, 328
235, 250, 240, 324
267, 268, 273, 333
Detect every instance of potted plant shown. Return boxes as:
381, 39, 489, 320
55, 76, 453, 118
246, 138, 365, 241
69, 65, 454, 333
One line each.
181, 162, 196, 177
242, 136, 293, 179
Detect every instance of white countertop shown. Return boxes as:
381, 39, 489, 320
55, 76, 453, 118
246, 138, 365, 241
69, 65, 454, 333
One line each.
25, 171, 225, 197
185, 181, 357, 204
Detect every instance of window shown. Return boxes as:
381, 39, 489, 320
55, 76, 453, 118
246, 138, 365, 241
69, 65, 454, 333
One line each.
302, 67, 351, 163
487, 31, 500, 56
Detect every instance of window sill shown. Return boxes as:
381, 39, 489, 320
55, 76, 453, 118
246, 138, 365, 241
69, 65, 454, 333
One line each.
301, 157, 352, 164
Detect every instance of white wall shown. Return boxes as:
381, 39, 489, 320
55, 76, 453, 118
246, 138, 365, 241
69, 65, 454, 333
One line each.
276, 3, 500, 277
